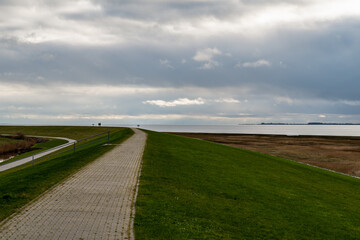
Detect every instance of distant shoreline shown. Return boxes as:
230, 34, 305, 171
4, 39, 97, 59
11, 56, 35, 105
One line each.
137, 124, 360, 137
258, 122, 360, 125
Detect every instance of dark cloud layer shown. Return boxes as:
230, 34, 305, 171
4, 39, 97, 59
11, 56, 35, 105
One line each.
0, 0, 360, 124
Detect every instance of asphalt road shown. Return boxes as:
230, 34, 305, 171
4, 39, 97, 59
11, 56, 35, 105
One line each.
0, 136, 76, 172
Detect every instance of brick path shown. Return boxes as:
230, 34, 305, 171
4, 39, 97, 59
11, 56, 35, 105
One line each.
0, 128, 146, 240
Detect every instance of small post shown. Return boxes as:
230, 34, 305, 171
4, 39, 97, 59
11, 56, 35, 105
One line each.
32, 155, 34, 166
73, 142, 76, 153
108, 131, 110, 144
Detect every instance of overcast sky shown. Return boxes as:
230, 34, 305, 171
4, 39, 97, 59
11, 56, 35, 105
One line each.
1, 0, 360, 125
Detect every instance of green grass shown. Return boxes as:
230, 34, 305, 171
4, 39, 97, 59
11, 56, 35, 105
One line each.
0, 126, 123, 165
0, 137, 22, 146
0, 127, 133, 222
0, 126, 120, 140
0, 139, 68, 166
135, 131, 360, 239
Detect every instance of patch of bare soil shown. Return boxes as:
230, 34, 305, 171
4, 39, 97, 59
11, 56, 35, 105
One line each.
171, 133, 360, 177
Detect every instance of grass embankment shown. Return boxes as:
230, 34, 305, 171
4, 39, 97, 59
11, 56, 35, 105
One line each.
0, 138, 68, 166
135, 131, 360, 239
0, 137, 20, 145
0, 126, 119, 140
0, 126, 124, 165
0, 127, 133, 222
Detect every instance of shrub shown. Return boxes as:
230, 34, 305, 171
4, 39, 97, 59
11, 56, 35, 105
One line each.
0, 136, 37, 156
15, 132, 25, 140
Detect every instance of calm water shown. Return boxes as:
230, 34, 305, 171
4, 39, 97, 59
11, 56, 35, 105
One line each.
114, 124, 360, 137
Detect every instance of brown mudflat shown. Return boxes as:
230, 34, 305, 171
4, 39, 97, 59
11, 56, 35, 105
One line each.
171, 133, 360, 177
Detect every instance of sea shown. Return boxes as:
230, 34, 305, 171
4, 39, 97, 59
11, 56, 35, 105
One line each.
111, 124, 360, 137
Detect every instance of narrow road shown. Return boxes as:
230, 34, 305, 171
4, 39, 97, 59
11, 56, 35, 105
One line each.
0, 136, 76, 172
0, 128, 147, 240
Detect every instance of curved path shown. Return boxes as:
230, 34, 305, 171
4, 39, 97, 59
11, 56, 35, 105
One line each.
0, 136, 76, 172
0, 128, 147, 240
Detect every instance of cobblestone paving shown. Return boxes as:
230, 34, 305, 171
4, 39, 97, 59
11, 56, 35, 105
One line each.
0, 129, 146, 240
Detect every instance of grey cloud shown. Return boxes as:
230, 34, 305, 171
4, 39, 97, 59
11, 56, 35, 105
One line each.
240, 59, 271, 68
1, 18, 360, 98
1, 0, 360, 124
93, 0, 243, 20
159, 59, 175, 69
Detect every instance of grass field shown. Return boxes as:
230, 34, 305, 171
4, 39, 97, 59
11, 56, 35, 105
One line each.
0, 127, 133, 222
0, 126, 120, 140
172, 133, 360, 178
0, 138, 68, 166
0, 137, 21, 146
0, 126, 124, 165
135, 131, 360, 239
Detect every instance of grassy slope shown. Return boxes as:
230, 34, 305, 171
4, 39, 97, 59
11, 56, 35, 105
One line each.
0, 139, 68, 166
135, 131, 360, 240
0, 127, 133, 222
0, 126, 120, 165
0, 137, 21, 145
0, 126, 119, 140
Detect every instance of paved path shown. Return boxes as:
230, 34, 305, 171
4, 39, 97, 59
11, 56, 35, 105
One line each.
0, 136, 76, 172
0, 129, 146, 240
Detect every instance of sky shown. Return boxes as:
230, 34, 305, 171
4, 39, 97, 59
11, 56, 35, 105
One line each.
1, 0, 360, 125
